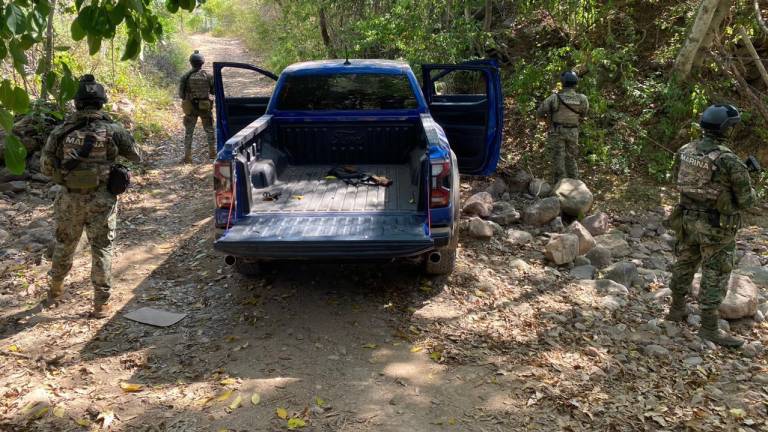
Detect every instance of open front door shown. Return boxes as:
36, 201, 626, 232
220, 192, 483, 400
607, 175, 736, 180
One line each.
213, 62, 278, 149
421, 60, 503, 176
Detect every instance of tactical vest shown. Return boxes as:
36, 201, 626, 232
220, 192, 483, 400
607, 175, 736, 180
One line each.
676, 142, 726, 204
186, 70, 211, 100
61, 122, 116, 190
552, 92, 585, 126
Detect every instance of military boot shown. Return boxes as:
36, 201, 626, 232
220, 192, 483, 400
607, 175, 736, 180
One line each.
181, 148, 192, 164
664, 295, 689, 322
699, 309, 744, 348
42, 279, 64, 308
91, 292, 111, 319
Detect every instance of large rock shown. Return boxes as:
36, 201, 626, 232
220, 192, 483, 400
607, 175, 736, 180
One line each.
468, 218, 494, 240
506, 229, 533, 246
578, 279, 629, 297
0, 181, 28, 193
582, 212, 610, 236
585, 245, 612, 269
603, 261, 638, 287
553, 179, 593, 217
489, 201, 520, 225
528, 178, 552, 198
571, 265, 596, 280
595, 233, 631, 258
508, 169, 533, 193
484, 178, 508, 199
521, 197, 561, 226
545, 233, 579, 265
567, 221, 596, 255
462, 192, 494, 218
692, 273, 758, 319
0, 228, 9, 244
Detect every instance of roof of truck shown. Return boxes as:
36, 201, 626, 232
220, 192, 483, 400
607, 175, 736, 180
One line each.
282, 59, 412, 76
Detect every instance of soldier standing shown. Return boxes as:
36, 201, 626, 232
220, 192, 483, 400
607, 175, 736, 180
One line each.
179, 50, 216, 163
665, 104, 756, 348
536, 71, 589, 183
40, 75, 142, 318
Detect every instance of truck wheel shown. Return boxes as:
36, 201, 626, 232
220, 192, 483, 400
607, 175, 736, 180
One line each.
424, 246, 457, 275
234, 259, 262, 277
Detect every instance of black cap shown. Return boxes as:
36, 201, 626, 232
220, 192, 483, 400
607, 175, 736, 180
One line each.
74, 74, 107, 105
189, 50, 205, 67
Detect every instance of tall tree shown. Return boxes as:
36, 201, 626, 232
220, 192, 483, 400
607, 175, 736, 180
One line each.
674, 0, 731, 79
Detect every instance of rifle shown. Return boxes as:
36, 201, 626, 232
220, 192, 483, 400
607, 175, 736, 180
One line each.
745, 155, 762, 173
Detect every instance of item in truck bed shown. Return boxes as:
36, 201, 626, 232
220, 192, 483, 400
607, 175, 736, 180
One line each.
262, 192, 282, 201
326, 167, 393, 188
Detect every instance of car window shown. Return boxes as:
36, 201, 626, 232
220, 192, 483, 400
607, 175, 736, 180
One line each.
276, 73, 419, 110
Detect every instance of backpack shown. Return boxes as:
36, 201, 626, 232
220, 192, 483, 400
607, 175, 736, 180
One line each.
60, 121, 115, 190
186, 70, 211, 100
676, 142, 727, 203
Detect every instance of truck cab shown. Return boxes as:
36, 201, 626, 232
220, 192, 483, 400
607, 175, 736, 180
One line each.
212, 59, 502, 275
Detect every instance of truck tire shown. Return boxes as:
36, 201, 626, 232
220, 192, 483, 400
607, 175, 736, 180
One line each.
234, 259, 262, 277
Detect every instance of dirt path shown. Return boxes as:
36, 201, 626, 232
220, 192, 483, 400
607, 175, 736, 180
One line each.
2, 34, 768, 432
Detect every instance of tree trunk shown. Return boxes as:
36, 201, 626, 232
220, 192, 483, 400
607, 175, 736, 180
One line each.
737, 25, 768, 89
755, 0, 768, 34
674, 0, 729, 79
694, 0, 731, 68
40, 0, 57, 100
319, 7, 336, 58
483, 0, 493, 32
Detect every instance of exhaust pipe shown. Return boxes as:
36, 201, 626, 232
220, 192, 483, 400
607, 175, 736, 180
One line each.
224, 255, 236, 266
428, 252, 442, 264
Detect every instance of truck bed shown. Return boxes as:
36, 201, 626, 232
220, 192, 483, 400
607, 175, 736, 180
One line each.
249, 165, 418, 213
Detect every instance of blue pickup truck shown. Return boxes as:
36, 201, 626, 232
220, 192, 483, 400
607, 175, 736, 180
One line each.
211, 59, 502, 275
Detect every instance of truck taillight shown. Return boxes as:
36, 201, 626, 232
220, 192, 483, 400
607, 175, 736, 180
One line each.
214, 160, 233, 209
430, 160, 451, 208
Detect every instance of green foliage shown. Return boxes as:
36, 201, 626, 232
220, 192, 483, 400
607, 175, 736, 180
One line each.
0, 0, 198, 173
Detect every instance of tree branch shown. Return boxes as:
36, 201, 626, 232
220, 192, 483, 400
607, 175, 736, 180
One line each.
755, 0, 768, 34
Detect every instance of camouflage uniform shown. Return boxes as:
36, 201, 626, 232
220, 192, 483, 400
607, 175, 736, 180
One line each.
179, 68, 215, 161
537, 88, 589, 182
40, 110, 141, 307
667, 135, 755, 346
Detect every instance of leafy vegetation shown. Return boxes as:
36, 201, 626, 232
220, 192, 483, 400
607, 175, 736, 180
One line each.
1, 0, 198, 174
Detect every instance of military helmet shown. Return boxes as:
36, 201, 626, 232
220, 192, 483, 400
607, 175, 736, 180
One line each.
700, 104, 741, 136
74, 74, 107, 105
560, 70, 579, 87
189, 50, 204, 67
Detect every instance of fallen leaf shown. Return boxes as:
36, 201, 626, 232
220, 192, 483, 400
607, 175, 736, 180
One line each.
729, 408, 746, 419
287, 417, 307, 429
97, 409, 115, 430
75, 418, 91, 426
119, 382, 143, 392
31, 405, 49, 419
227, 394, 242, 412
216, 390, 233, 402
250, 393, 261, 406
410, 346, 423, 353
276, 407, 288, 419
292, 195, 304, 200
430, 351, 442, 362
361, 343, 378, 349
448, 417, 457, 425
315, 396, 325, 407
324, 176, 337, 180
53, 407, 65, 418
220, 378, 237, 386
8, 344, 19, 352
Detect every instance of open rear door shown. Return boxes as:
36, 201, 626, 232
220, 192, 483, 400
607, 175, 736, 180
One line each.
213, 62, 278, 150
421, 60, 503, 176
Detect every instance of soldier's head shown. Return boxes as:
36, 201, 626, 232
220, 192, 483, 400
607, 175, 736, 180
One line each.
700, 104, 741, 137
74, 74, 108, 111
189, 50, 205, 69
560, 71, 579, 88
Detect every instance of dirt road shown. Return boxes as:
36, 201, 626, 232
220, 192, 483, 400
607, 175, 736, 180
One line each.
2, 34, 768, 432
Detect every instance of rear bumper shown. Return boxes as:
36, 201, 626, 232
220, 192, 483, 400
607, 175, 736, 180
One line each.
214, 212, 434, 260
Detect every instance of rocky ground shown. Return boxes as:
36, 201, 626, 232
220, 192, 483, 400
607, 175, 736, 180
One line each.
1, 34, 768, 432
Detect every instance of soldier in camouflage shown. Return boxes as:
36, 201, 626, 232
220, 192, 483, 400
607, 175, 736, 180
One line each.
40, 75, 142, 318
536, 71, 589, 183
666, 104, 756, 348
179, 50, 216, 163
